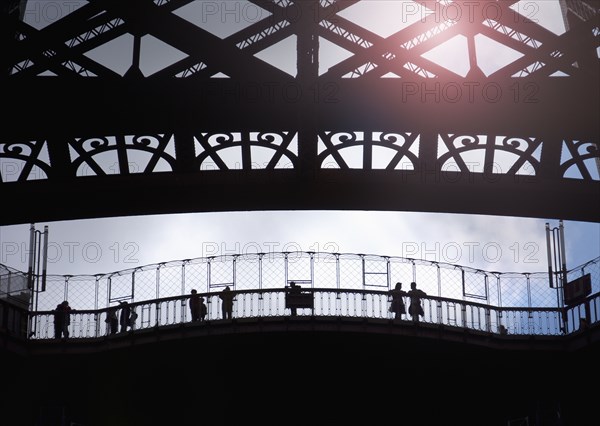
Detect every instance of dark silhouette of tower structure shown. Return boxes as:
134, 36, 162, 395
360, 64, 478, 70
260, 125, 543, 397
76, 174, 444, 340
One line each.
1, 2, 599, 425
1, 0, 598, 225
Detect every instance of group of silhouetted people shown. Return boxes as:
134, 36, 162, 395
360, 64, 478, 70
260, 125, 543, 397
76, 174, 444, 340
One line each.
104, 301, 138, 335
189, 289, 208, 321
389, 281, 426, 322
188, 286, 231, 321
52, 281, 489, 339
56, 283, 428, 339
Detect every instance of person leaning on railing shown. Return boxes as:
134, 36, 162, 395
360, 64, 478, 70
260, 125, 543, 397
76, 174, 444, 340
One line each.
105, 306, 118, 335
219, 286, 235, 320
388, 282, 407, 320
407, 282, 426, 322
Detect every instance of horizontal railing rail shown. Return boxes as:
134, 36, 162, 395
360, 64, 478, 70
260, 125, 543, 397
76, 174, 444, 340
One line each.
26, 289, 600, 341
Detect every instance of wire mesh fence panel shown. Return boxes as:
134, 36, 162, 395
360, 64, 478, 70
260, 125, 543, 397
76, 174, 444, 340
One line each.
0, 267, 29, 297
529, 274, 556, 308
362, 255, 389, 290
235, 255, 260, 291
414, 262, 437, 297
208, 256, 235, 291
286, 252, 312, 285
487, 275, 502, 308
389, 258, 414, 292
499, 274, 531, 308
569, 258, 600, 294
438, 266, 463, 300
108, 273, 134, 303
66, 276, 97, 311
339, 255, 363, 289
97, 277, 110, 310
40, 275, 67, 311
185, 261, 209, 294
158, 263, 183, 299
261, 254, 286, 290
462, 270, 490, 303
313, 253, 338, 288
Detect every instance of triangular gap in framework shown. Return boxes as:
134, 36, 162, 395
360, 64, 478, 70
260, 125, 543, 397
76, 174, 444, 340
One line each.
172, 0, 272, 39
474, 34, 524, 76
336, 1, 428, 38
254, 35, 297, 76
83, 33, 134, 76
139, 35, 188, 77
421, 34, 470, 77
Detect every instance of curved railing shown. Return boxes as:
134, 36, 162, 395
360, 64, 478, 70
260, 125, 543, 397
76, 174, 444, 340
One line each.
22, 253, 600, 318
25, 288, 600, 341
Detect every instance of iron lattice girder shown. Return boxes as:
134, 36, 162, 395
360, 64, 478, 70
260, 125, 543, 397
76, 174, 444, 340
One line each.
6, 0, 599, 79
1, 0, 599, 224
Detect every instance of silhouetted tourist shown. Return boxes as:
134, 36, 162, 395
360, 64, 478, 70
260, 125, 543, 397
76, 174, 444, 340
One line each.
189, 289, 201, 321
498, 324, 508, 335
129, 307, 138, 330
199, 296, 207, 321
389, 282, 406, 319
288, 281, 301, 316
219, 286, 234, 319
105, 306, 118, 335
53, 303, 63, 339
119, 301, 131, 332
407, 282, 426, 322
58, 301, 72, 338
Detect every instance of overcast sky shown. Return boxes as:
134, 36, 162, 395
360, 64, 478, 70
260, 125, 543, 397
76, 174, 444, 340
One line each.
1, 212, 598, 277
1, 1, 598, 277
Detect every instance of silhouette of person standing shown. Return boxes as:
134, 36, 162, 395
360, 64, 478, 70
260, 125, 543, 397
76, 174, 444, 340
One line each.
59, 301, 72, 338
407, 282, 426, 322
189, 289, 201, 321
105, 306, 118, 335
199, 296, 207, 321
219, 286, 234, 320
119, 301, 131, 332
389, 282, 406, 319
53, 303, 63, 339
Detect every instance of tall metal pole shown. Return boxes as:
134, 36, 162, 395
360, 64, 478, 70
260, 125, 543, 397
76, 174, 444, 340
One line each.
546, 221, 568, 332
558, 220, 568, 292
27, 223, 35, 290
545, 223, 554, 288
41, 225, 49, 293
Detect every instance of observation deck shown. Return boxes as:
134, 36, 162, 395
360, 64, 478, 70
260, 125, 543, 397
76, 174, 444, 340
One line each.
1, 251, 600, 425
